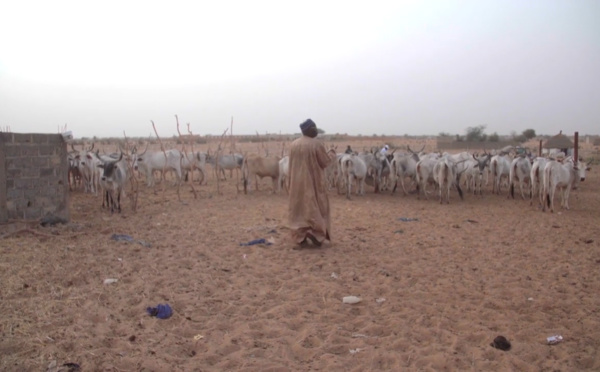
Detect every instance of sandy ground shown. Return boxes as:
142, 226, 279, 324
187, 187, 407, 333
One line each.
1, 138, 600, 371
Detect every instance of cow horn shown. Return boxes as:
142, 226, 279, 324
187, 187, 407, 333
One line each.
88, 143, 95, 151
139, 142, 149, 156
417, 144, 425, 153
70, 143, 77, 152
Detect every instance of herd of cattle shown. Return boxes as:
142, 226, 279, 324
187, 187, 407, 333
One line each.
67, 142, 591, 214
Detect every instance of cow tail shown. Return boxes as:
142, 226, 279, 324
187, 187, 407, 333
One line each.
544, 167, 552, 208
242, 157, 249, 194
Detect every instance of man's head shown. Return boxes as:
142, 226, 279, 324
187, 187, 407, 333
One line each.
300, 119, 318, 138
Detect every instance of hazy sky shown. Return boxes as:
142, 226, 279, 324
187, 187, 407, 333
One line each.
1, 0, 599, 138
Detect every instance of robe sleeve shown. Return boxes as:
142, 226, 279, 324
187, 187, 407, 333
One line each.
315, 143, 332, 169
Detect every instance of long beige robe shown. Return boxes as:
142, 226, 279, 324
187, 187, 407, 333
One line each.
287, 135, 332, 244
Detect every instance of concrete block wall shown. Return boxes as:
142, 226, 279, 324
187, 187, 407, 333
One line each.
0, 133, 70, 222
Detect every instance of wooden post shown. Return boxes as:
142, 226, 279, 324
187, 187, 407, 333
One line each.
538, 139, 542, 157
574, 131, 579, 166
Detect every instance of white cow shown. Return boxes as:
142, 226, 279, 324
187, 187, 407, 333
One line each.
339, 153, 367, 199
464, 153, 492, 195
278, 156, 289, 193
530, 157, 549, 207
242, 154, 281, 194
433, 156, 464, 204
390, 152, 419, 195
96, 153, 129, 213
490, 153, 512, 195
509, 156, 532, 200
206, 153, 244, 180
542, 158, 589, 213
415, 157, 440, 200
134, 149, 183, 187
72, 144, 101, 194
181, 151, 207, 184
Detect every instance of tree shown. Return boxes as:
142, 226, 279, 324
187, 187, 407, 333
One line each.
488, 132, 499, 142
317, 128, 326, 134
465, 125, 487, 142
522, 128, 536, 140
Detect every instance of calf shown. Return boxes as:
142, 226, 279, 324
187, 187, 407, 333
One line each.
242, 154, 281, 194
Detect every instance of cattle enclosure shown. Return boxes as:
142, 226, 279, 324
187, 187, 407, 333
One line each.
1, 136, 600, 371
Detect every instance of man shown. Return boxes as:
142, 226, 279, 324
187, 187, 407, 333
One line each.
288, 119, 333, 247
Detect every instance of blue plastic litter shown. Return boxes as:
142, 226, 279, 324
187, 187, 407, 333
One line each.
111, 234, 134, 242
146, 303, 173, 319
111, 234, 152, 248
240, 238, 272, 246
397, 217, 419, 222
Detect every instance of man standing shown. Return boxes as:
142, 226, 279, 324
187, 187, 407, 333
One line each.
288, 119, 333, 247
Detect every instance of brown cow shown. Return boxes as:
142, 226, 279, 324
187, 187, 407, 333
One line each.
242, 154, 281, 194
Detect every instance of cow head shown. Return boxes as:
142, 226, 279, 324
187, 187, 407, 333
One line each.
98, 153, 124, 182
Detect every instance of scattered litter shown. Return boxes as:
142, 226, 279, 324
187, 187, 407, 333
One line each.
103, 278, 118, 285
527, 297, 534, 301
393, 230, 404, 234
146, 303, 173, 319
330, 272, 338, 279
239, 238, 272, 246
243, 254, 247, 260
349, 348, 362, 355
267, 229, 277, 234
193, 334, 204, 341
547, 335, 563, 345
397, 217, 418, 222
110, 234, 152, 248
343, 296, 362, 304
111, 234, 134, 242
466, 219, 479, 223
375, 297, 386, 304
352, 333, 369, 338
490, 335, 511, 351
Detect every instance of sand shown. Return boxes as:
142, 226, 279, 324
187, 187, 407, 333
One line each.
1, 139, 599, 371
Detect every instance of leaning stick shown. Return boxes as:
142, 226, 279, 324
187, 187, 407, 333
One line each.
123, 131, 139, 212
151, 120, 180, 201
175, 115, 197, 199
215, 128, 229, 195
188, 123, 205, 185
